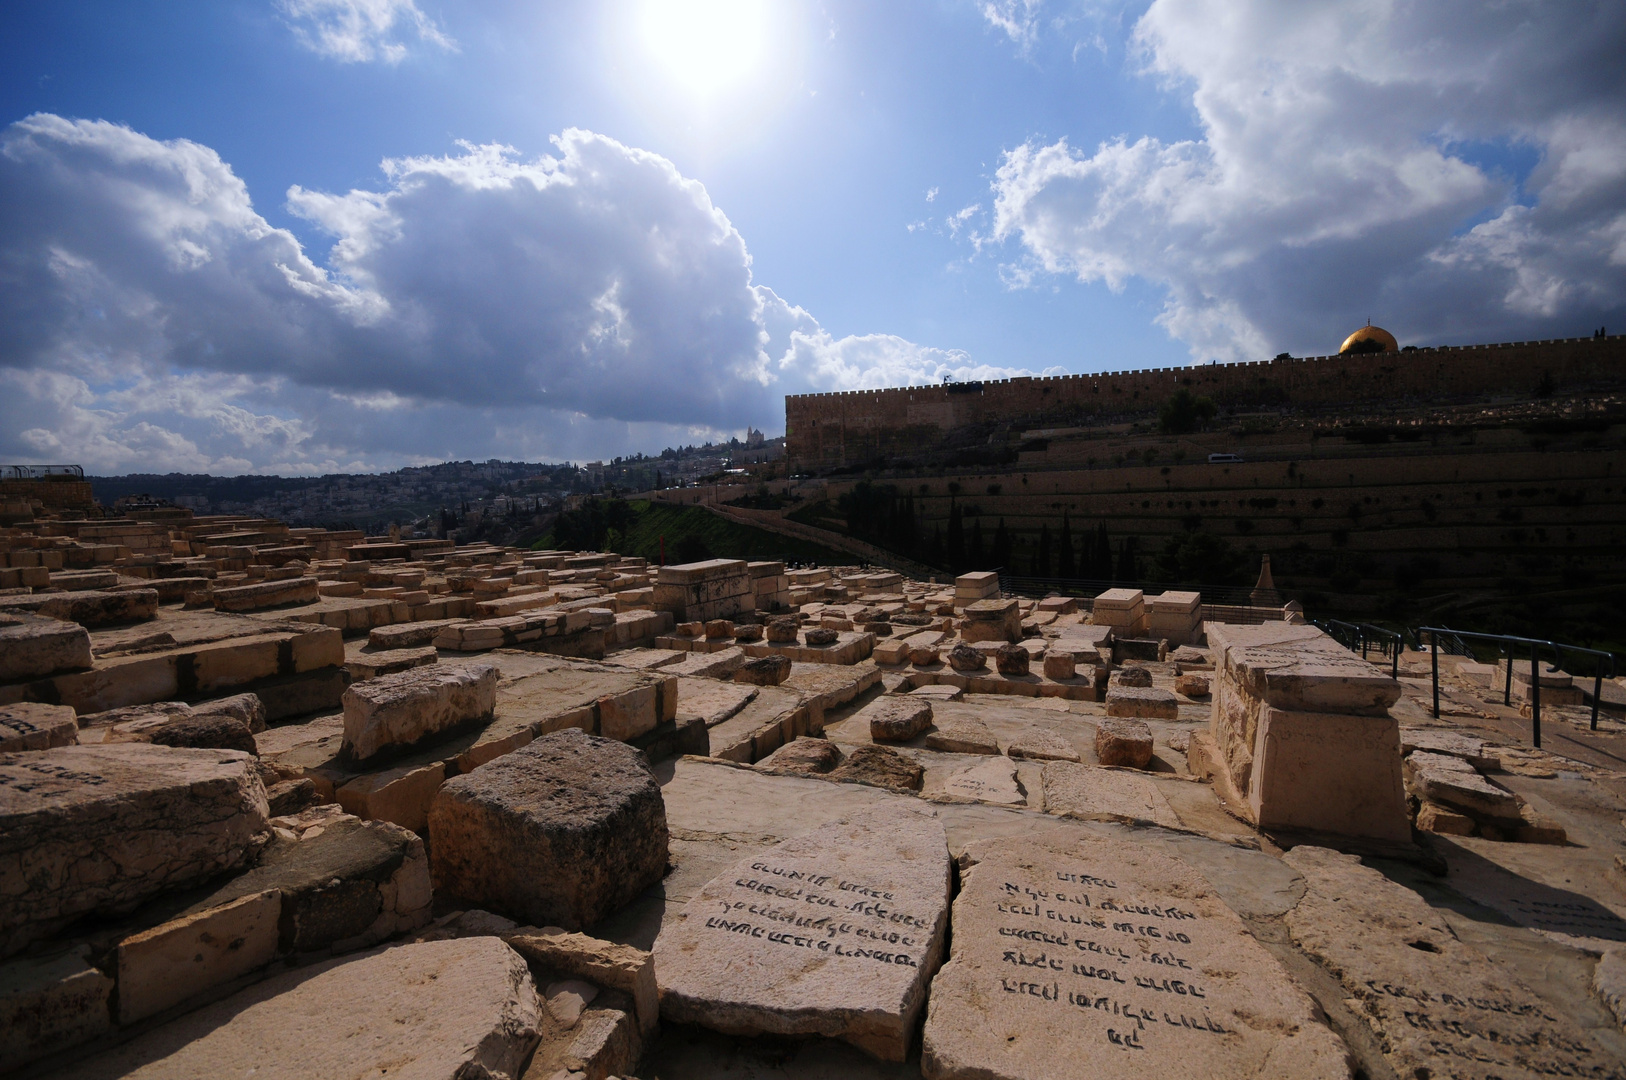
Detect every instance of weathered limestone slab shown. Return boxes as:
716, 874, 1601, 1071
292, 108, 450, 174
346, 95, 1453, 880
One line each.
707, 685, 815, 763
115, 889, 282, 1024
0, 612, 92, 682
212, 576, 319, 613
0, 745, 269, 959
654, 806, 951, 1060
1094, 718, 1154, 769
666, 646, 747, 679
61, 937, 541, 1080
181, 809, 430, 955
926, 716, 999, 755
828, 745, 924, 791
942, 757, 1026, 806
1105, 686, 1179, 720
961, 599, 1022, 643
1403, 750, 1519, 820
866, 696, 934, 742
921, 835, 1351, 1080
1042, 651, 1076, 680
505, 929, 659, 1036
734, 654, 791, 686
1005, 730, 1081, 763
341, 660, 498, 762
0, 589, 157, 628
345, 645, 438, 680
1173, 673, 1210, 698
0, 702, 78, 752
1399, 727, 1498, 771
677, 677, 757, 728
0, 947, 113, 1071
1039, 762, 1181, 829
758, 736, 844, 774
366, 618, 463, 649
1284, 845, 1615, 1080
429, 729, 668, 931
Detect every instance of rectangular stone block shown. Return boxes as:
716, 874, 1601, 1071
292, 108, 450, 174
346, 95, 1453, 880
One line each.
0, 589, 158, 628
598, 682, 659, 742
212, 577, 319, 612
116, 889, 282, 1024
1249, 705, 1411, 842
341, 661, 499, 763
0, 947, 113, 1070
1105, 686, 1179, 719
337, 761, 447, 832
0, 702, 79, 752
0, 613, 92, 683
0, 745, 269, 959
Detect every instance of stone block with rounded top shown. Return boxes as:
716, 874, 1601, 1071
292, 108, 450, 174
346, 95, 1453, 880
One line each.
428, 728, 668, 931
766, 616, 801, 643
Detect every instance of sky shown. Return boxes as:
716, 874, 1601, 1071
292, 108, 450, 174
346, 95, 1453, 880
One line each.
1, 0, 1622, 475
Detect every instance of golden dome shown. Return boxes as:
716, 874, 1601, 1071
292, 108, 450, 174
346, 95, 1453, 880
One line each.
1339, 324, 1399, 354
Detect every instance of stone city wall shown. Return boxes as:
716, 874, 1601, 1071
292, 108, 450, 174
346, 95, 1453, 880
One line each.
785, 334, 1626, 469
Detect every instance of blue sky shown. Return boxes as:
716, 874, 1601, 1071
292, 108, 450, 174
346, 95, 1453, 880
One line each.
1, 1, 1622, 473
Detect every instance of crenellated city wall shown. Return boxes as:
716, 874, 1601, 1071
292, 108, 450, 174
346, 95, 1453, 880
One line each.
785, 334, 1626, 470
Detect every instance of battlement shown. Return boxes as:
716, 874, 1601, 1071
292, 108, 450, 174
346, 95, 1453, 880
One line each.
785, 334, 1626, 469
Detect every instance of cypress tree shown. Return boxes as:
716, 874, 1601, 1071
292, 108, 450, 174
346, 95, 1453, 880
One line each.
1034, 523, 1052, 576
992, 518, 1012, 568
969, 519, 985, 569
946, 500, 965, 570
1057, 513, 1075, 578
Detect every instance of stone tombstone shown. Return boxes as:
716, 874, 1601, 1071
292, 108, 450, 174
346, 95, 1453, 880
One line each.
0, 745, 270, 959
653, 805, 951, 1061
427, 728, 668, 931
921, 835, 1351, 1080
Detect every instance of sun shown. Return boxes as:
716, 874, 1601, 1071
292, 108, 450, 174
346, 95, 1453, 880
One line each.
639, 0, 769, 98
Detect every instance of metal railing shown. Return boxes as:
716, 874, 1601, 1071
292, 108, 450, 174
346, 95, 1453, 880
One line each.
1315, 619, 1403, 678
1413, 626, 1617, 748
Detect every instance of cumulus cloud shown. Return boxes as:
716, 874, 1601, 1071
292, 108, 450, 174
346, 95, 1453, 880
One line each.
0, 114, 1033, 473
277, 0, 456, 63
990, 0, 1626, 361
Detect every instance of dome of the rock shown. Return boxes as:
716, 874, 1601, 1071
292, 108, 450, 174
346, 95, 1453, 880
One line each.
1339, 324, 1399, 354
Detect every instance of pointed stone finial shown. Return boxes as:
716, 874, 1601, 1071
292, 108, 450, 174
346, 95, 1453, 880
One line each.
1251, 554, 1282, 608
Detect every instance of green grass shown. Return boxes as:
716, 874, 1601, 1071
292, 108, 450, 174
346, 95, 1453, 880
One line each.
534, 500, 854, 566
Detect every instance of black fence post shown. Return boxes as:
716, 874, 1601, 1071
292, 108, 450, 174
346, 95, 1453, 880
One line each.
1431, 632, 1440, 720
1530, 644, 1541, 749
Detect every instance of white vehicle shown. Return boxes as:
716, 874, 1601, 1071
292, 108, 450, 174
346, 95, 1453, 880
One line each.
1207, 453, 1244, 464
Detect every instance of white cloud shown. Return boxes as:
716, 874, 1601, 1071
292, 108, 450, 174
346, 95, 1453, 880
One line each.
277, 0, 456, 64
0, 114, 1029, 472
926, 186, 939, 202
990, 0, 1626, 361
980, 0, 1046, 49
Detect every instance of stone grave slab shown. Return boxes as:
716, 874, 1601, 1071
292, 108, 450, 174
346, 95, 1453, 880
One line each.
0, 702, 78, 752
653, 805, 951, 1061
428, 729, 668, 931
677, 677, 757, 727
341, 660, 498, 762
941, 757, 1026, 806
921, 835, 1351, 1080
58, 937, 541, 1080
0, 612, 92, 683
926, 716, 999, 755
1005, 729, 1082, 763
0, 744, 269, 959
1284, 845, 1617, 1080
1040, 762, 1182, 829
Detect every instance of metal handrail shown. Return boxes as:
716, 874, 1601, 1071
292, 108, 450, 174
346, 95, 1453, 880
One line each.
1412, 625, 1617, 748
1315, 618, 1402, 679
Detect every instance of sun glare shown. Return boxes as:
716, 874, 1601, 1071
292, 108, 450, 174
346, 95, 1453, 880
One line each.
640, 0, 768, 98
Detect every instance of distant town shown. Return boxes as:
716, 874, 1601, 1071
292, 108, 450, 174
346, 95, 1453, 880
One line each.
87, 430, 784, 534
